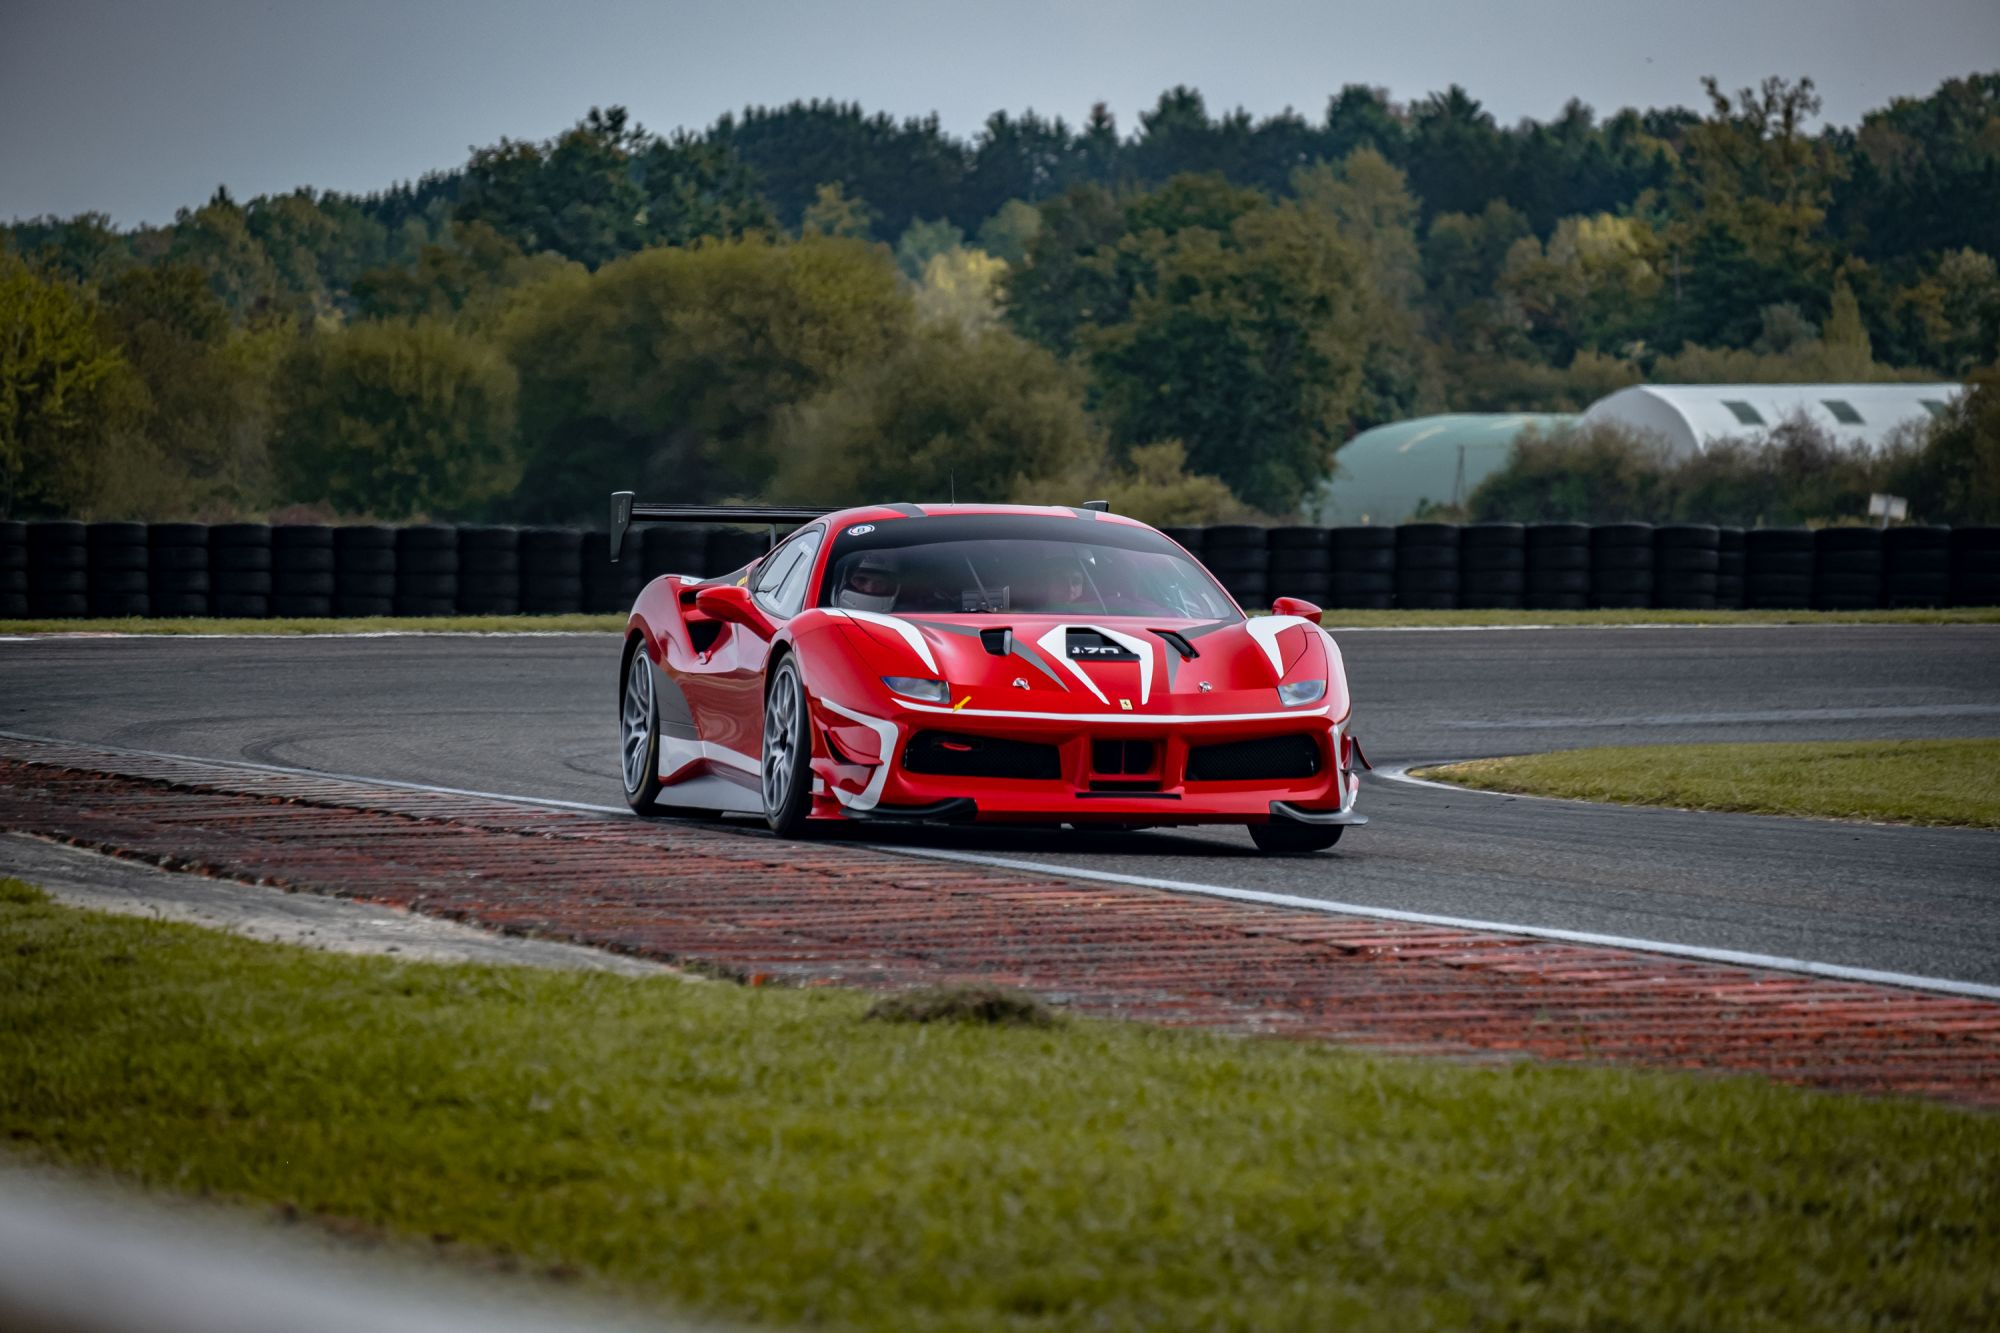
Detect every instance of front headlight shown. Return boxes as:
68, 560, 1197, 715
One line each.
882, 676, 950, 703
1277, 679, 1326, 706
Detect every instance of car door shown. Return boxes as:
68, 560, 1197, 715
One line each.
681, 526, 824, 772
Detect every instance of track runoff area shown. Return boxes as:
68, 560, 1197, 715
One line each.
3, 621, 1998, 1105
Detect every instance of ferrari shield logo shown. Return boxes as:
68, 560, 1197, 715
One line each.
1119, 698, 1133, 711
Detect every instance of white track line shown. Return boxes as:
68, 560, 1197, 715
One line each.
1374, 762, 1574, 802
4, 731, 1996, 1001
857, 844, 2000, 1001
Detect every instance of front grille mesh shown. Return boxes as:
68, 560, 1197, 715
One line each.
902, 731, 1061, 781
1185, 734, 1321, 782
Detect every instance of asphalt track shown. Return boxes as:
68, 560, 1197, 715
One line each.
3, 625, 1996, 983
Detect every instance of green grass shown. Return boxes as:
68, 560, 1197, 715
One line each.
1418, 738, 2000, 829
2, 606, 1996, 635
4, 882, 1997, 1330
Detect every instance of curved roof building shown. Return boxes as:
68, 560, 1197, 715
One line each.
1577, 383, 1961, 459
1311, 413, 1572, 525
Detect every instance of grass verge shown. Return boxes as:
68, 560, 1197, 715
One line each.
1417, 738, 2000, 829
1, 607, 1997, 635
4, 880, 1997, 1330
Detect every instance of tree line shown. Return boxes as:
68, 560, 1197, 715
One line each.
3, 73, 1997, 525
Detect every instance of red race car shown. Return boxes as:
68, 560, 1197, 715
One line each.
611, 494, 1367, 854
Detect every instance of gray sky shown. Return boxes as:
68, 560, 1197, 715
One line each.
4, 0, 1996, 226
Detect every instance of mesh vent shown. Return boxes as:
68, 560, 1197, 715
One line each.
1185, 734, 1321, 782
1091, 739, 1157, 775
903, 731, 1061, 780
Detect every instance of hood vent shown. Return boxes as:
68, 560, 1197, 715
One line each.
1151, 628, 1199, 660
978, 627, 1014, 657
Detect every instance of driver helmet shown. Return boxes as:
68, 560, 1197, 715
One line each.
837, 553, 901, 613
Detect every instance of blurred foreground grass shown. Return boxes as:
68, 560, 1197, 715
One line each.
1419, 738, 2000, 829
3, 879, 1996, 1331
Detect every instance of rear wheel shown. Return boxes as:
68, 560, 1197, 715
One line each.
1248, 820, 1344, 855
762, 655, 813, 837
620, 637, 663, 814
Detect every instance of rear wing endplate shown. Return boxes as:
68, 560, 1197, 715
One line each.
609, 492, 834, 562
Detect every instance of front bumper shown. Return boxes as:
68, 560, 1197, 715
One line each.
808, 697, 1363, 826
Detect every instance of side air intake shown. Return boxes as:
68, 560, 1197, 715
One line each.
1185, 734, 1321, 782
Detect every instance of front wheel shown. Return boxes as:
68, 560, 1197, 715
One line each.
1248, 820, 1344, 855
762, 655, 813, 837
620, 637, 663, 814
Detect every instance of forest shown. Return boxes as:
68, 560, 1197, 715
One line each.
3, 72, 1997, 526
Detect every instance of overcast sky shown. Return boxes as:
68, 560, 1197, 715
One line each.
4, 0, 1996, 226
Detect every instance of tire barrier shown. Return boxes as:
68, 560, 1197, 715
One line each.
271, 524, 335, 618
1589, 522, 1654, 610
519, 527, 584, 614
146, 524, 209, 618
1715, 528, 1746, 609
1883, 525, 1950, 608
333, 525, 396, 618
456, 526, 521, 616
1813, 527, 1884, 612
1952, 527, 2000, 609
1265, 526, 1332, 606
27, 521, 89, 619
582, 531, 640, 614
1745, 528, 1815, 609
1328, 526, 1394, 609
394, 525, 459, 617
705, 528, 770, 580
208, 523, 272, 618
1525, 523, 1590, 611
1394, 523, 1460, 610
1202, 525, 1268, 608
1653, 525, 1720, 611
641, 524, 706, 584
0, 522, 28, 619
5, 521, 2000, 620
1459, 523, 1525, 610
86, 522, 150, 618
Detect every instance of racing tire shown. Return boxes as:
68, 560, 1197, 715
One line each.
1249, 820, 1344, 855
620, 637, 664, 814
762, 654, 814, 837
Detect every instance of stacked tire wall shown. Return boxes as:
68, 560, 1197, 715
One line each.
1525, 524, 1589, 610
0, 522, 29, 618
1654, 526, 1720, 610
273, 525, 334, 618
86, 523, 150, 618
1459, 524, 1525, 609
209, 524, 271, 618
1394, 524, 1459, 609
3, 521, 1999, 618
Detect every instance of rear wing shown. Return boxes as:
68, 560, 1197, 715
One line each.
608, 491, 834, 562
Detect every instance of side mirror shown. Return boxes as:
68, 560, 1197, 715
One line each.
1270, 596, 1323, 624
693, 584, 776, 638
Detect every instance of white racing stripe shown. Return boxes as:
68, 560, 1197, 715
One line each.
2, 731, 1994, 1001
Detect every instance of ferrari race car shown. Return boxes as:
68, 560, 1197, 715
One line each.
611, 495, 1367, 853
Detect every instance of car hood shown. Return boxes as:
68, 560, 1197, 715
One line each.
813, 609, 1347, 719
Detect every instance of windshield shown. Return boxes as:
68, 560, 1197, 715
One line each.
817, 514, 1239, 620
